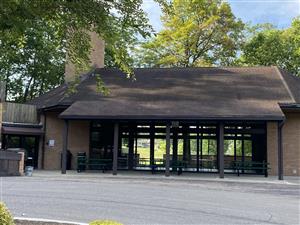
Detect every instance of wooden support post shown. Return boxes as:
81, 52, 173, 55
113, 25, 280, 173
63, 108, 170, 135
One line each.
135, 135, 138, 155
2, 134, 7, 149
183, 125, 190, 161
234, 132, 237, 161
196, 125, 200, 172
218, 123, 224, 178
128, 124, 134, 170
183, 126, 187, 161
242, 133, 245, 162
165, 123, 171, 177
172, 128, 178, 172
241, 129, 245, 174
61, 120, 69, 174
278, 121, 284, 180
150, 124, 155, 167
113, 122, 119, 175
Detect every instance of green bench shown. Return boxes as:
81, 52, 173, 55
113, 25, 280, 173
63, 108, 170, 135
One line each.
135, 158, 164, 173
233, 161, 270, 177
135, 158, 186, 175
77, 156, 112, 173
171, 160, 187, 175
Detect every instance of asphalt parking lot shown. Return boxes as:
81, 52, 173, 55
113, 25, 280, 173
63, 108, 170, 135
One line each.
1, 171, 300, 224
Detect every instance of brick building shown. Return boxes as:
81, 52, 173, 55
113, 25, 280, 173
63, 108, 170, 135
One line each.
1, 34, 299, 179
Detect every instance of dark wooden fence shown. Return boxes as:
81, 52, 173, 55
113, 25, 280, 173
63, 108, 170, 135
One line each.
2, 102, 38, 124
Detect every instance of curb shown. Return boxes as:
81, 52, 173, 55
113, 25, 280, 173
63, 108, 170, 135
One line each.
14, 217, 88, 225
29, 173, 300, 186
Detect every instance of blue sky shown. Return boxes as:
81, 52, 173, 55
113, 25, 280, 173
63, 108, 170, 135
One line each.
142, 0, 300, 32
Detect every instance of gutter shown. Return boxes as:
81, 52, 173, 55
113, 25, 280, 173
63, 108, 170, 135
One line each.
2, 122, 43, 128
279, 103, 300, 109
58, 114, 285, 122
277, 118, 285, 180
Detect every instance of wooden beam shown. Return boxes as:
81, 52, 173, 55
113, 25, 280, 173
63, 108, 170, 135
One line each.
133, 127, 265, 135
165, 123, 171, 177
113, 122, 119, 175
121, 134, 253, 140
218, 123, 224, 178
61, 120, 69, 174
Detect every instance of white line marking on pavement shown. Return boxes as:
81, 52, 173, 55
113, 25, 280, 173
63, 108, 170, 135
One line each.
14, 217, 88, 225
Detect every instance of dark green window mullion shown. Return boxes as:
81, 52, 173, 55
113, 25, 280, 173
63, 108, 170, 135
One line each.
200, 126, 203, 169
234, 126, 237, 161
242, 127, 245, 162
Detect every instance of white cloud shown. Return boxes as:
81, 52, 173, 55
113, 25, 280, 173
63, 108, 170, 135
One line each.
228, 0, 300, 28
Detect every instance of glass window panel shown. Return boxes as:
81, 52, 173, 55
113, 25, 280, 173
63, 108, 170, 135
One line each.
244, 140, 252, 157
224, 140, 234, 156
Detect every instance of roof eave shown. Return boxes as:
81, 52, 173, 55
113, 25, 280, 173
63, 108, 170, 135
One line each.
59, 114, 285, 122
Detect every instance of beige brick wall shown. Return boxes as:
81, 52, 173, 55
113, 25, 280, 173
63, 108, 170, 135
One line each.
267, 122, 278, 176
68, 120, 90, 169
282, 112, 300, 176
267, 114, 300, 177
43, 112, 64, 169
42, 112, 90, 170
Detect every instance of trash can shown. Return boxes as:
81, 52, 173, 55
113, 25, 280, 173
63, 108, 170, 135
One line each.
26, 156, 33, 167
25, 166, 34, 176
61, 150, 72, 170
77, 152, 86, 172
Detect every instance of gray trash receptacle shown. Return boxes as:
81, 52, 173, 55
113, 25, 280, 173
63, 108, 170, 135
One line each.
25, 166, 34, 176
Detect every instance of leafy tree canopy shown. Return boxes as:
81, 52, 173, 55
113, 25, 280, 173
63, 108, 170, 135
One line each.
0, 0, 151, 101
240, 17, 300, 76
135, 0, 244, 68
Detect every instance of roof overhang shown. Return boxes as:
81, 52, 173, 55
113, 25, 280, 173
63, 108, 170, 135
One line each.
280, 103, 300, 113
1, 124, 44, 136
59, 101, 285, 122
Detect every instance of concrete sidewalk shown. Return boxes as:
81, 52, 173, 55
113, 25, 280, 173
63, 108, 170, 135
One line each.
29, 170, 300, 186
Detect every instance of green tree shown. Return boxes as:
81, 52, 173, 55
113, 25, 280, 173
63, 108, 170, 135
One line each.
0, 0, 151, 101
0, 20, 65, 102
135, 0, 244, 67
241, 17, 300, 76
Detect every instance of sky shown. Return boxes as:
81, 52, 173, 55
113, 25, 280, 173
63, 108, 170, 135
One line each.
142, 0, 300, 32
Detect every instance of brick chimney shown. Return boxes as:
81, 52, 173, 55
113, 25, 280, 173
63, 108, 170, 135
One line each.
0, 82, 6, 102
0, 82, 5, 148
64, 31, 105, 83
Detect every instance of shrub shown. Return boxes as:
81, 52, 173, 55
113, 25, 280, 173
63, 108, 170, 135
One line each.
89, 220, 122, 225
0, 202, 14, 225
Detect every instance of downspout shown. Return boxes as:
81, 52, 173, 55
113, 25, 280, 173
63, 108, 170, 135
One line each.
278, 119, 285, 180
41, 111, 47, 169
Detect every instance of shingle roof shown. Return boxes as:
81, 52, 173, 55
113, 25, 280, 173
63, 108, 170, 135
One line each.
278, 68, 300, 103
29, 66, 300, 120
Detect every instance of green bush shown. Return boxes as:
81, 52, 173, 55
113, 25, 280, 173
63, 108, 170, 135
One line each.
0, 202, 14, 225
89, 220, 122, 225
